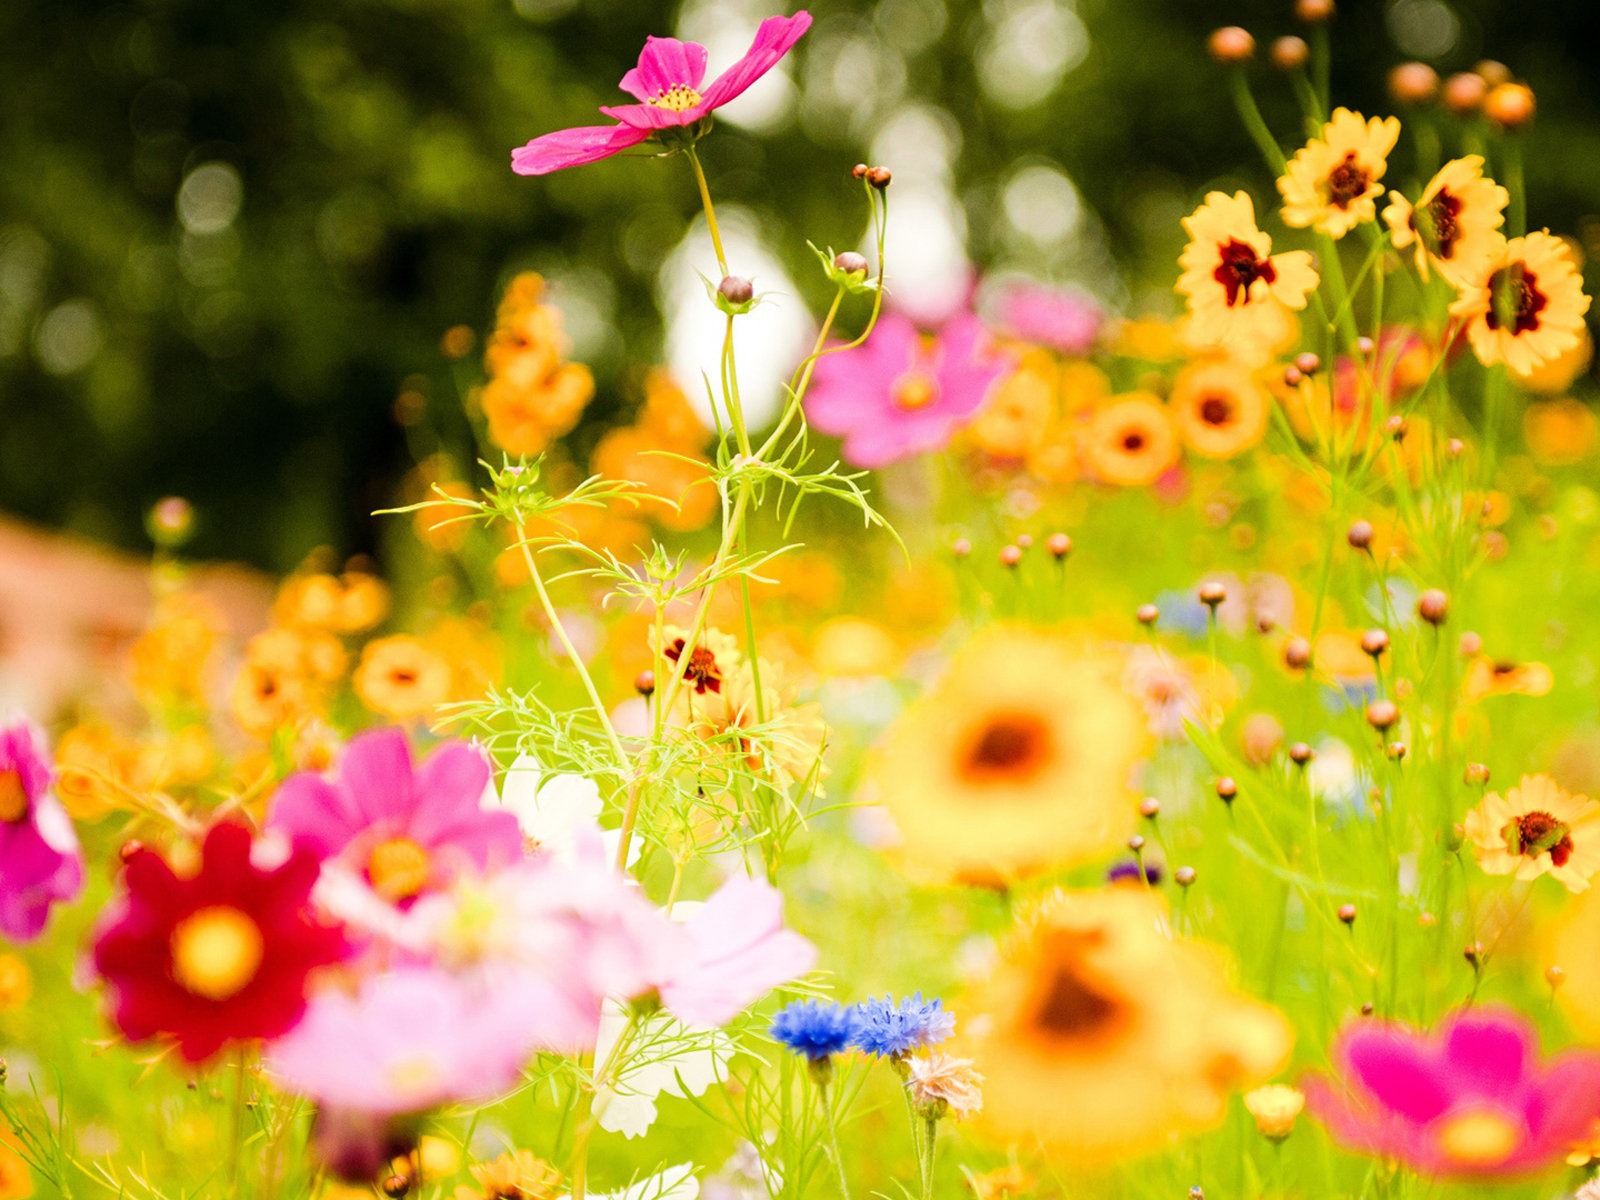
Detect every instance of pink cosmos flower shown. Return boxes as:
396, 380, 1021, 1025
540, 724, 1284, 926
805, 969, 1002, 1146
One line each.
267, 728, 523, 910
1304, 1007, 1600, 1177
658, 874, 815, 1027
0, 719, 84, 941
999, 282, 1103, 356
805, 312, 1011, 468
511, 13, 813, 176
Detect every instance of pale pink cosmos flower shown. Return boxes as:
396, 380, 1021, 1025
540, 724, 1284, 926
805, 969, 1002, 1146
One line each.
999, 282, 1103, 356
267, 727, 523, 914
657, 874, 816, 1028
804, 312, 1011, 468
0, 718, 84, 941
1304, 1007, 1600, 1177
511, 13, 812, 176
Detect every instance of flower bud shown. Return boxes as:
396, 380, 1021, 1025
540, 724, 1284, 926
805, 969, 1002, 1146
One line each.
1295, 0, 1335, 23
1288, 741, 1314, 766
1015, 533, 1034, 549
1458, 631, 1483, 657
1485, 82, 1536, 129
1360, 629, 1389, 658
1475, 60, 1512, 87
1444, 71, 1488, 115
1360, 1002, 1375, 1016
718, 275, 754, 306
1284, 636, 1312, 671
1140, 797, 1161, 819
147, 495, 196, 548
999, 544, 1023, 568
1356, 336, 1375, 355
866, 166, 892, 189
1207, 26, 1255, 64
1338, 903, 1357, 924
1046, 532, 1072, 558
833, 251, 869, 279
1136, 603, 1160, 626
634, 669, 656, 696
1389, 62, 1440, 105
1347, 519, 1374, 550
1464, 940, 1485, 968
1386, 415, 1408, 441
1283, 365, 1304, 387
1175, 866, 1197, 887
1127, 834, 1146, 853
1446, 437, 1465, 458
1465, 762, 1491, 785
1270, 36, 1308, 70
382, 1176, 411, 1199
1387, 740, 1408, 761
852, 163, 870, 180
1198, 581, 1227, 608
1294, 351, 1321, 376
1215, 776, 1238, 803
1366, 699, 1399, 730
1547, 965, 1567, 990
951, 538, 972, 558
1417, 588, 1449, 625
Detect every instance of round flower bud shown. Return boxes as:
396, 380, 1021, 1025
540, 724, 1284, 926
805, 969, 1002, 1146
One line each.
1215, 776, 1238, 802
1474, 60, 1512, 87
1175, 866, 1197, 887
382, 1176, 411, 1199
1485, 82, 1536, 129
718, 275, 755, 306
1016, 533, 1034, 549
951, 538, 971, 558
833, 251, 870, 277
1356, 336, 1375, 355
1136, 603, 1160, 626
1189, 1187, 1205, 1200
1289, 741, 1314, 766
1295, 0, 1335, 22
999, 544, 1023, 568
1294, 351, 1321, 376
1360, 629, 1389, 658
1444, 71, 1488, 115
1284, 636, 1313, 671
148, 495, 195, 546
1547, 965, 1567, 989
1207, 26, 1255, 64
1417, 589, 1449, 625
1046, 532, 1072, 558
1366, 699, 1399, 730
1270, 36, 1308, 71
1338, 903, 1357, 924
1387, 741, 1408, 761
1283, 365, 1305, 387
1464, 941, 1485, 968
852, 163, 870, 180
866, 166, 892, 189
1127, 834, 1146, 853
1140, 797, 1161, 819
1360, 1002, 1375, 1016
1386, 415, 1408, 441
1465, 762, 1491, 785
119, 839, 144, 864
1198, 581, 1227, 608
634, 669, 656, 696
1446, 438, 1465, 459
1389, 62, 1440, 105
1347, 519, 1374, 550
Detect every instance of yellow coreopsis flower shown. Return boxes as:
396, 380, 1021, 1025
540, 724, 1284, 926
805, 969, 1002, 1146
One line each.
1383, 156, 1508, 286
1279, 108, 1402, 238
1178, 191, 1319, 350
1463, 774, 1600, 893
1450, 232, 1591, 375
1169, 359, 1271, 460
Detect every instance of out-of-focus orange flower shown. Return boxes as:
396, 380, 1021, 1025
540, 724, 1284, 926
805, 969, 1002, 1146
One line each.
127, 592, 222, 705
55, 724, 167, 820
1169, 360, 1271, 460
1464, 656, 1554, 701
0, 955, 32, 1010
970, 352, 1055, 460
414, 480, 478, 553
229, 626, 346, 738
479, 273, 595, 457
1110, 316, 1183, 362
746, 550, 844, 611
354, 635, 454, 722
592, 426, 718, 533
1524, 397, 1598, 465
0, 1124, 30, 1199
274, 572, 391, 635
1082, 394, 1181, 486
428, 617, 502, 707
812, 616, 900, 677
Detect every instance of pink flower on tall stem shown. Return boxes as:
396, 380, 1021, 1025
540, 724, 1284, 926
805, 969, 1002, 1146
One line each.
0, 719, 84, 942
267, 728, 523, 910
1304, 1007, 1600, 1177
511, 13, 813, 176
805, 313, 1011, 468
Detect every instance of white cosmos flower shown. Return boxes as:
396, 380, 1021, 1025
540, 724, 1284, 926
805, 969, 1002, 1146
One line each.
592, 1000, 733, 1139
484, 754, 638, 867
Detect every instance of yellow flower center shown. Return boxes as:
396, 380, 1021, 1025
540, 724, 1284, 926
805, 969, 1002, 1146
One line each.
892, 373, 939, 410
169, 906, 265, 1001
385, 1054, 441, 1098
1436, 1108, 1522, 1167
0, 771, 29, 824
648, 84, 704, 113
368, 837, 432, 902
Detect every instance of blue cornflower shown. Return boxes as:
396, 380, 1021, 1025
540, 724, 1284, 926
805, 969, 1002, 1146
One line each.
849, 994, 955, 1058
1106, 859, 1163, 886
770, 999, 860, 1061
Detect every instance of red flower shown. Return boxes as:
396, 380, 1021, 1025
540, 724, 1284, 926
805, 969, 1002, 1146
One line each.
93, 821, 347, 1064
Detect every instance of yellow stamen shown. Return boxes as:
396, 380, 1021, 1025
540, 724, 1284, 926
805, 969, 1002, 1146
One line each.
169, 906, 265, 1001
0, 772, 28, 824
368, 837, 432, 903
892, 373, 939, 410
648, 85, 703, 113
1436, 1108, 1522, 1166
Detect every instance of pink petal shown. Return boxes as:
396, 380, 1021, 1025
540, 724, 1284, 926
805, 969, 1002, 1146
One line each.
699, 12, 813, 110
268, 773, 366, 857
598, 102, 703, 131
339, 728, 417, 824
1441, 1008, 1536, 1104
618, 36, 709, 102
408, 741, 493, 841
1526, 1052, 1600, 1146
1338, 1023, 1453, 1123
660, 876, 816, 1027
511, 123, 652, 176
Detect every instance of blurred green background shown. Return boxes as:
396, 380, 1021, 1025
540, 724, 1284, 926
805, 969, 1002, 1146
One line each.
2, 0, 1597, 572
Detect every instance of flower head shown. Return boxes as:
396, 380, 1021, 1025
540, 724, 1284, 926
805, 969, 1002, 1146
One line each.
511, 13, 813, 175
1169, 360, 1270, 460
1450, 232, 1591, 375
906, 1053, 984, 1119
1463, 774, 1600, 892
0, 719, 84, 942
998, 282, 1103, 356
267, 728, 523, 909
1304, 1007, 1600, 1176
1278, 108, 1402, 238
770, 999, 860, 1060
850, 994, 955, 1058
1383, 156, 1508, 286
1082, 393, 1182, 486
1245, 1083, 1306, 1140
1178, 192, 1319, 351
93, 821, 347, 1063
805, 313, 1011, 468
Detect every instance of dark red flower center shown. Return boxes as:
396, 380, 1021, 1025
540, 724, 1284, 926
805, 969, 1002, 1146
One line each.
962, 712, 1053, 782
1503, 809, 1574, 866
665, 638, 723, 694
1122, 431, 1147, 452
1415, 189, 1464, 259
1485, 264, 1548, 335
1326, 152, 1372, 209
1213, 239, 1276, 307
1200, 395, 1233, 426
1031, 932, 1124, 1041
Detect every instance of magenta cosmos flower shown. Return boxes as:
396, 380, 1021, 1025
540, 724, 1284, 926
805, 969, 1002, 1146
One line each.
267, 728, 523, 909
805, 313, 1011, 469
998, 282, 1104, 356
0, 719, 84, 942
1304, 1007, 1600, 1177
511, 12, 812, 176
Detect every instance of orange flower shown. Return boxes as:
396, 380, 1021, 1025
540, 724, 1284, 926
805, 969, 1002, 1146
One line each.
1178, 191, 1319, 350
1082, 394, 1181, 486
353, 635, 454, 722
1463, 656, 1554, 701
1450, 233, 1591, 375
127, 593, 221, 704
1523, 396, 1598, 465
969, 352, 1056, 460
1279, 108, 1402, 238
1169, 360, 1271, 459
479, 272, 595, 456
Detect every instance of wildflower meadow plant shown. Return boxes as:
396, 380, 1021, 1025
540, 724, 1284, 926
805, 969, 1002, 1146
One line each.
6, 6, 1600, 1200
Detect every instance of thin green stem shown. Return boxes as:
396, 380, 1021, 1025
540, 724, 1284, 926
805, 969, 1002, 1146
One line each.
687, 146, 729, 276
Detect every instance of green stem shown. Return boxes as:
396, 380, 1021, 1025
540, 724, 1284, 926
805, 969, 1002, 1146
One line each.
1230, 69, 1287, 175
686, 146, 729, 276
819, 1080, 854, 1200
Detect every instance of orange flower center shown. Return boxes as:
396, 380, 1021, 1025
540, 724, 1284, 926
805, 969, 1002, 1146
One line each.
1199, 395, 1233, 426
169, 906, 265, 1001
1029, 932, 1126, 1044
1486, 264, 1547, 335
648, 84, 704, 113
368, 837, 433, 902
961, 713, 1053, 783
1435, 1108, 1522, 1167
892, 373, 940, 410
1326, 152, 1372, 209
1502, 809, 1574, 866
0, 772, 29, 824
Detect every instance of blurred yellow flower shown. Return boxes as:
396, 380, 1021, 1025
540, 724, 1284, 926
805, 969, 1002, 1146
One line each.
1082, 394, 1181, 487
1244, 1083, 1306, 1140
812, 617, 900, 678
456, 1149, 562, 1200
1279, 108, 1401, 237
1383, 155, 1507, 286
1169, 360, 1271, 460
873, 628, 1149, 880
1464, 774, 1600, 892
1178, 191, 1318, 349
967, 888, 1292, 1162
1463, 656, 1554, 701
1523, 396, 1598, 465
0, 956, 31, 1010
1450, 233, 1591, 375
354, 635, 454, 722
970, 352, 1055, 460
127, 592, 221, 704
